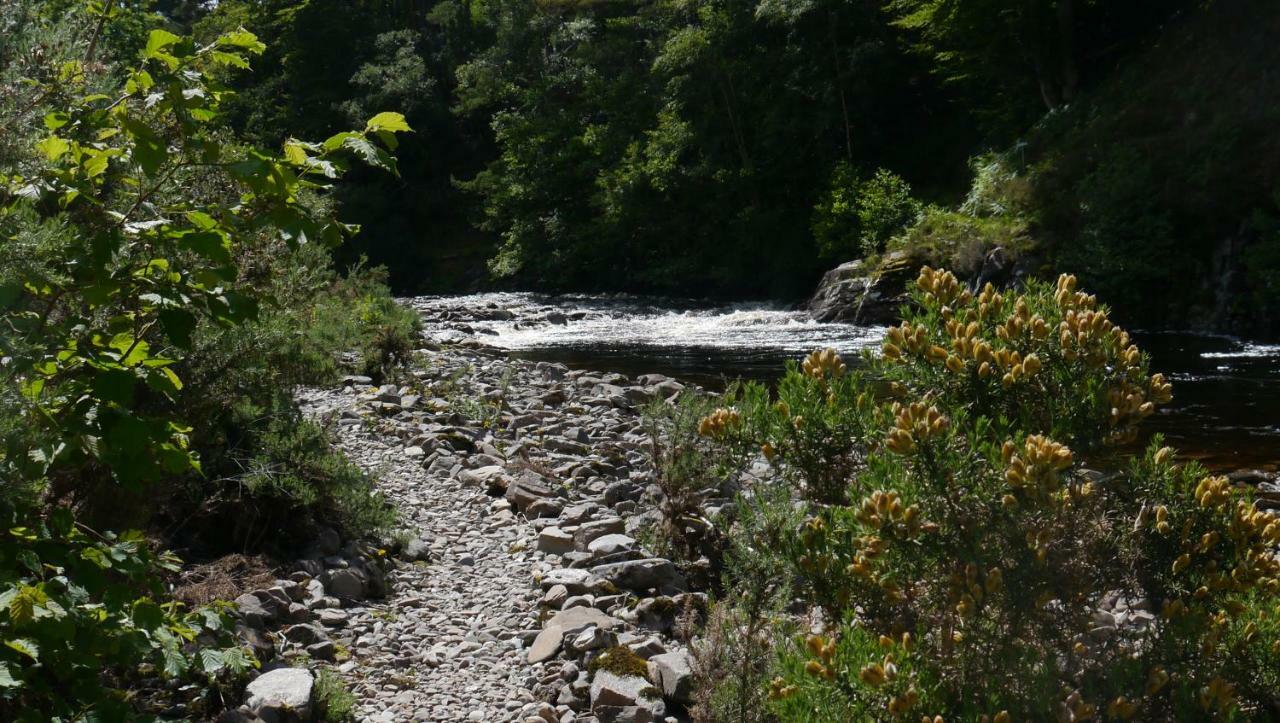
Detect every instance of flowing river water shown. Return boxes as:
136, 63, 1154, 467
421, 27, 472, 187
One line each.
409, 293, 1279, 473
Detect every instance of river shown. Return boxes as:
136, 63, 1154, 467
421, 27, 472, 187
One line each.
409, 293, 1279, 473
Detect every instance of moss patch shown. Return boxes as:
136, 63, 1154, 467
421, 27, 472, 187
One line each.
588, 645, 649, 678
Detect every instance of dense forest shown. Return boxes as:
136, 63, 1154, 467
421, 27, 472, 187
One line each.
158, 0, 1279, 335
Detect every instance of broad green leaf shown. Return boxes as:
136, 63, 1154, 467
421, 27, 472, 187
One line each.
43, 112, 70, 130
122, 118, 167, 175
364, 111, 412, 134
158, 309, 196, 349
198, 648, 225, 675
7, 589, 35, 624
132, 599, 165, 630
210, 51, 250, 70
92, 369, 136, 405
177, 230, 232, 264
217, 29, 266, 54
144, 29, 182, 59
36, 136, 70, 161
4, 639, 38, 662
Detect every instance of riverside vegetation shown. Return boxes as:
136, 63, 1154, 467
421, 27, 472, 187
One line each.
2, 1, 1278, 722
0, 3, 418, 719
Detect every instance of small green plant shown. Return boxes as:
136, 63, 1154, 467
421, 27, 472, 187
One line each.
314, 668, 358, 723
0, 506, 254, 722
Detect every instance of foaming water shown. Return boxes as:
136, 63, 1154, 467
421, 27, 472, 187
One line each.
409, 292, 886, 383
409, 294, 1279, 471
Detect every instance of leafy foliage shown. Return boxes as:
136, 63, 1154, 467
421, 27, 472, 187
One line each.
0, 6, 409, 717
0, 504, 252, 721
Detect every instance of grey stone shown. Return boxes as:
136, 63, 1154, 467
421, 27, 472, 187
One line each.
588, 534, 637, 558
647, 651, 693, 704
527, 607, 621, 664
538, 527, 576, 555
245, 668, 313, 719
575, 519, 626, 551
325, 569, 366, 601
591, 558, 683, 592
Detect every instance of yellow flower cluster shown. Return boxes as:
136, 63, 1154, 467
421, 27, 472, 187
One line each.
845, 534, 887, 582
948, 563, 1002, 617
882, 321, 932, 363
1194, 475, 1231, 508
766, 676, 797, 701
697, 407, 741, 439
886, 402, 949, 454
1105, 696, 1138, 719
1198, 677, 1235, 713
995, 296, 1050, 345
802, 347, 847, 380
1002, 435, 1074, 498
917, 266, 973, 309
855, 490, 923, 538
804, 634, 838, 680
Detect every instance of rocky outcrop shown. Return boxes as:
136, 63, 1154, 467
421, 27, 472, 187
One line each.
807, 249, 924, 325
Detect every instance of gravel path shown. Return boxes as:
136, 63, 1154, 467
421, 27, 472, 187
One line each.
301, 387, 544, 722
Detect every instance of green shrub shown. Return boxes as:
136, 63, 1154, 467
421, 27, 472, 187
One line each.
703, 269, 1280, 719
0, 504, 253, 722
0, 10, 408, 717
643, 393, 748, 563
813, 165, 922, 260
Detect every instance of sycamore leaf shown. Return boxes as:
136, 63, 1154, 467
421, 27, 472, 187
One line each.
144, 29, 181, 59
4, 639, 38, 662
364, 112, 412, 134
36, 137, 70, 162
217, 29, 265, 54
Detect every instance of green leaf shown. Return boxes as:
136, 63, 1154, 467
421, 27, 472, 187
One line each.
177, 230, 232, 264
364, 112, 412, 134
217, 28, 266, 54
0, 662, 21, 688
144, 29, 182, 59
198, 648, 225, 675
8, 589, 36, 624
36, 136, 70, 161
92, 369, 136, 405
43, 112, 70, 130
158, 309, 196, 349
132, 599, 165, 630
210, 51, 250, 70
122, 118, 167, 175
4, 639, 38, 662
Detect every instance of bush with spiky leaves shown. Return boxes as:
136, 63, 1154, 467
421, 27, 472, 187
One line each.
705, 269, 1280, 720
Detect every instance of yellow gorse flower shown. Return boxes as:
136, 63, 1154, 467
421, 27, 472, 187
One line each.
697, 407, 742, 439
802, 347, 847, 380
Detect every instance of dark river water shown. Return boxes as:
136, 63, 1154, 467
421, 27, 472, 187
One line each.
412, 293, 1279, 473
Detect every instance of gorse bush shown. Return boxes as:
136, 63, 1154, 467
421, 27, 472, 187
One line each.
699, 269, 1280, 720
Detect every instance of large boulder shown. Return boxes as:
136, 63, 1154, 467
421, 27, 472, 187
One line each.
808, 249, 924, 325
245, 668, 313, 720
